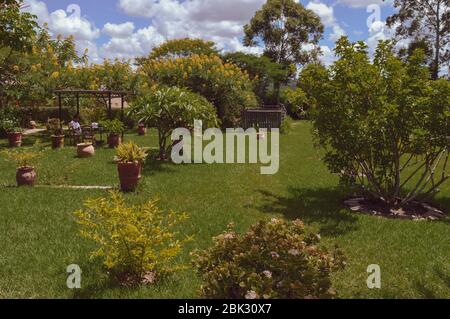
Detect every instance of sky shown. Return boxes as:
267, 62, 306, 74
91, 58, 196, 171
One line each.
22, 0, 399, 65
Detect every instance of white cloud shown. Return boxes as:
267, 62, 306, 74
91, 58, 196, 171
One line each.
306, 1, 346, 42
118, 0, 265, 53
48, 9, 100, 41
101, 26, 165, 59
23, 0, 101, 62
103, 22, 135, 38
337, 0, 392, 8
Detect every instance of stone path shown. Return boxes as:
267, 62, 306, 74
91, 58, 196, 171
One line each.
23, 128, 47, 135
35, 185, 114, 190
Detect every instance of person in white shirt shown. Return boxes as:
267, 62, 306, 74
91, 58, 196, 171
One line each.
69, 114, 82, 135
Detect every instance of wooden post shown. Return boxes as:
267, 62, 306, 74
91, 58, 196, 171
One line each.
108, 92, 112, 120
76, 93, 80, 116
58, 93, 62, 128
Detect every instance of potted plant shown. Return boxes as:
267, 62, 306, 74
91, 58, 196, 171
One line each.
137, 122, 147, 136
4, 120, 23, 147
116, 141, 147, 192
48, 118, 64, 149
101, 119, 125, 148
2, 150, 41, 186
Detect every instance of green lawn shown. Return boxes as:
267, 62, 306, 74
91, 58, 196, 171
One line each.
0, 121, 449, 299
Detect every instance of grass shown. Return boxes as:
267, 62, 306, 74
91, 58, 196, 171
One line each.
0, 121, 449, 298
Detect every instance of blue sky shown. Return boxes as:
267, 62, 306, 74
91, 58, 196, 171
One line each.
24, 0, 397, 64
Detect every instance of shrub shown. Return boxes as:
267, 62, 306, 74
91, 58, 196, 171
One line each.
0, 106, 21, 136
192, 219, 345, 299
74, 191, 191, 285
128, 86, 219, 159
280, 87, 309, 119
311, 38, 450, 206
116, 141, 147, 163
279, 115, 293, 134
100, 119, 125, 135
138, 54, 257, 127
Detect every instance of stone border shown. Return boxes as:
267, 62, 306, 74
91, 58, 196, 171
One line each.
344, 197, 446, 221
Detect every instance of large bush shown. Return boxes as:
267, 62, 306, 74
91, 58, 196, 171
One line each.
192, 219, 345, 299
311, 38, 450, 206
74, 191, 191, 285
138, 54, 257, 127
280, 87, 310, 119
128, 86, 219, 159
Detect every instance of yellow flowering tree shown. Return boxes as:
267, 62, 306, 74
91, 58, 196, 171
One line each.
139, 53, 257, 127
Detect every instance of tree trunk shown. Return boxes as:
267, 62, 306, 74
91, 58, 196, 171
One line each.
432, 2, 441, 80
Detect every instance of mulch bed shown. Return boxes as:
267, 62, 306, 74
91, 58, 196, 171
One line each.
344, 197, 446, 221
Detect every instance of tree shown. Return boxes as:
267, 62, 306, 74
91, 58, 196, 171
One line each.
138, 54, 257, 127
222, 52, 288, 104
146, 38, 218, 60
311, 37, 449, 206
0, 0, 38, 107
297, 62, 328, 110
243, 0, 323, 99
386, 0, 450, 79
128, 86, 219, 159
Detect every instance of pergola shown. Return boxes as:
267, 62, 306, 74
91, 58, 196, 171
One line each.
53, 89, 132, 124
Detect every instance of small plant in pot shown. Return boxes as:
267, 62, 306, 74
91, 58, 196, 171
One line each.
2, 150, 41, 186
137, 122, 147, 136
101, 119, 125, 148
116, 141, 147, 192
51, 127, 65, 149
4, 120, 23, 147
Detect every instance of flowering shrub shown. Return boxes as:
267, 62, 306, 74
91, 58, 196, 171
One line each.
128, 86, 218, 159
192, 219, 345, 299
138, 54, 257, 127
74, 191, 191, 285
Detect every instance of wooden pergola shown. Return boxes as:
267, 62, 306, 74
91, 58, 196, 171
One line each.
53, 89, 132, 124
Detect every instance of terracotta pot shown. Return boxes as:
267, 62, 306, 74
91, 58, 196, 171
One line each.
108, 133, 121, 148
16, 166, 37, 186
138, 124, 147, 136
118, 161, 141, 192
8, 132, 22, 147
77, 143, 95, 158
51, 135, 64, 149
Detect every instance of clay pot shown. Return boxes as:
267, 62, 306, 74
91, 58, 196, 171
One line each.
138, 124, 147, 136
77, 143, 95, 158
118, 161, 141, 192
108, 133, 121, 148
16, 166, 37, 186
8, 132, 22, 147
51, 135, 64, 149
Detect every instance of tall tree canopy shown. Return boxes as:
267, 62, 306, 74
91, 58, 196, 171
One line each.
243, 0, 323, 66
386, 0, 450, 79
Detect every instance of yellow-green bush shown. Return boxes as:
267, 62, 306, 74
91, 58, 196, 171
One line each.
74, 191, 191, 284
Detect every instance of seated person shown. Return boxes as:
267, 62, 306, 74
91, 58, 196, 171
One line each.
69, 115, 82, 135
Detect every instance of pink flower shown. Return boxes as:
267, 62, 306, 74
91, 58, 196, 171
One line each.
245, 290, 258, 299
